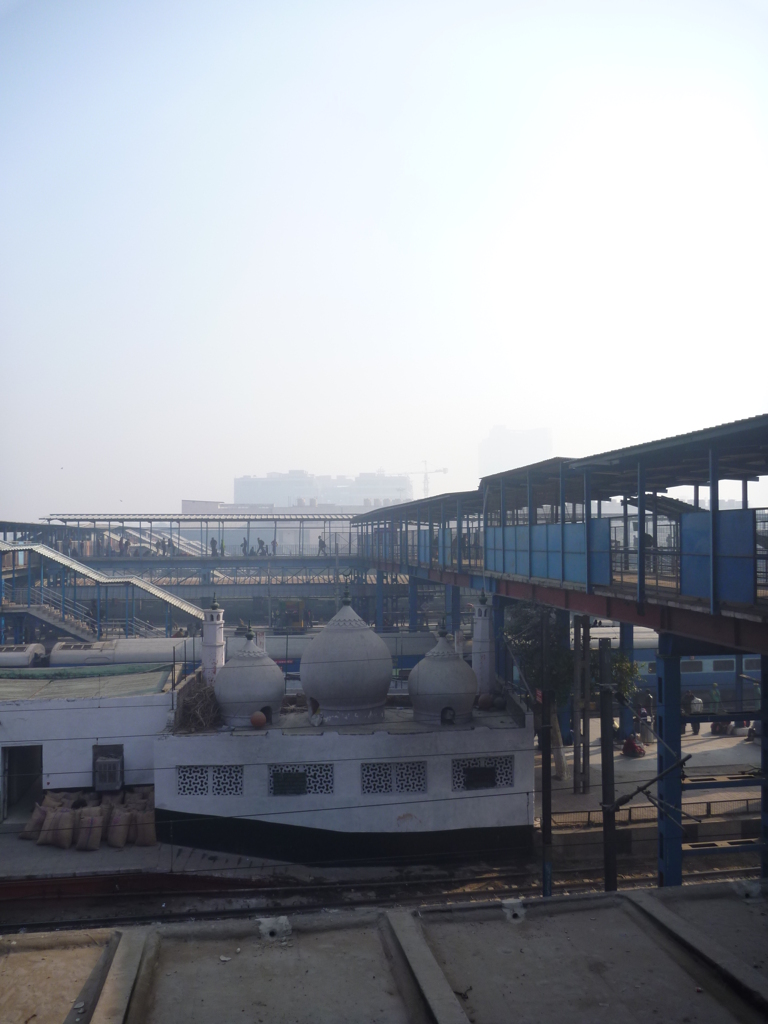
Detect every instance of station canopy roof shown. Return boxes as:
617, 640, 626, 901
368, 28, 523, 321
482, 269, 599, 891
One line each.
353, 414, 768, 520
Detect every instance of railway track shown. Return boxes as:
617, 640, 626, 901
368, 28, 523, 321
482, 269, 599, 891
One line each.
0, 863, 759, 933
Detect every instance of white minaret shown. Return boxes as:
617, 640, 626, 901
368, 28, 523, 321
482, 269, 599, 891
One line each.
472, 590, 494, 695
202, 594, 225, 684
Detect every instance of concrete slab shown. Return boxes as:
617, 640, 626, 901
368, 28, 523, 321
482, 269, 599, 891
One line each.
0, 928, 112, 1024
418, 896, 766, 1024
646, 882, 768, 980
132, 919, 413, 1024
4, 884, 767, 1024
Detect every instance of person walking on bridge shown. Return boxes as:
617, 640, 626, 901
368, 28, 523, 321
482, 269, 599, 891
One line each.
318, 535, 327, 556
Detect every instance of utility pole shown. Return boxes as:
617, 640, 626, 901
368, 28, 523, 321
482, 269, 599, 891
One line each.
573, 614, 591, 794
541, 689, 554, 897
599, 638, 617, 891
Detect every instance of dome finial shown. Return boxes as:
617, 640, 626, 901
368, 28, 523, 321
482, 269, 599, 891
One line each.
211, 592, 219, 610
479, 589, 487, 605
342, 584, 351, 606
438, 618, 448, 638
246, 619, 254, 641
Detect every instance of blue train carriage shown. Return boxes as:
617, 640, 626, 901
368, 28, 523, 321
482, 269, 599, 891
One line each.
637, 654, 762, 714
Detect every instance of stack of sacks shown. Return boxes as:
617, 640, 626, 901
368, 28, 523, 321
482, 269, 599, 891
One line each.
109, 788, 156, 848
18, 787, 157, 850
36, 802, 76, 850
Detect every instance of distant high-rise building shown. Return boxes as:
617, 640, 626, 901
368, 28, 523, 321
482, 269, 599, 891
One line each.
478, 426, 553, 478
233, 471, 412, 508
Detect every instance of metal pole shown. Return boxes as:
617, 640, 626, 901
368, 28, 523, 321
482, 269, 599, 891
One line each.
541, 689, 553, 897
582, 616, 591, 791
709, 447, 719, 615
599, 638, 617, 891
761, 654, 767, 880
572, 616, 582, 794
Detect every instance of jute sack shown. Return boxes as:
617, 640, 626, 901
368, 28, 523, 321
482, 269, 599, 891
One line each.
52, 809, 75, 849
42, 792, 62, 810
107, 807, 132, 849
134, 808, 157, 847
126, 807, 142, 844
72, 806, 82, 845
20, 803, 47, 841
36, 808, 59, 845
76, 813, 103, 851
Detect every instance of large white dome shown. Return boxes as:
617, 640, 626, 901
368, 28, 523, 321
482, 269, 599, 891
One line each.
300, 597, 392, 724
408, 631, 478, 725
213, 630, 285, 727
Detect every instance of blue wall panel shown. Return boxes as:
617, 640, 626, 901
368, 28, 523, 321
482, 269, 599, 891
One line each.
680, 509, 756, 604
680, 512, 709, 599
717, 509, 755, 605
563, 523, 587, 584
546, 524, 562, 579
418, 530, 430, 564
531, 524, 548, 578
588, 519, 611, 587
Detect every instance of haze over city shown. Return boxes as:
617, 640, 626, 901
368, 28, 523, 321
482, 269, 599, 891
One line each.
2, 0, 767, 519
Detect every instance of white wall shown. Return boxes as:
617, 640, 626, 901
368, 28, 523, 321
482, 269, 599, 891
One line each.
0, 692, 172, 802
155, 717, 534, 834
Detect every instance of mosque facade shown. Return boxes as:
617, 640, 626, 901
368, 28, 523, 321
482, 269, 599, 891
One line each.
153, 595, 534, 859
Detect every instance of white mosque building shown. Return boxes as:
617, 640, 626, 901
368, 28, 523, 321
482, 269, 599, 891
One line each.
154, 593, 534, 860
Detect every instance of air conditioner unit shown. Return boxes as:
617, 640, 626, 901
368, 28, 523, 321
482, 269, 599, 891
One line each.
93, 744, 124, 792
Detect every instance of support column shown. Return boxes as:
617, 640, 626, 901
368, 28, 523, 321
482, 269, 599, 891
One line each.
472, 591, 493, 694
637, 462, 646, 609
559, 464, 566, 582
709, 448, 719, 615
408, 576, 419, 633
619, 622, 634, 654
618, 622, 635, 739
554, 608, 572, 743
599, 638, 617, 891
572, 614, 591, 794
584, 471, 592, 593
492, 594, 506, 682
762, 654, 768, 880
541, 689, 553, 897
657, 643, 682, 886
445, 584, 461, 636
375, 570, 384, 632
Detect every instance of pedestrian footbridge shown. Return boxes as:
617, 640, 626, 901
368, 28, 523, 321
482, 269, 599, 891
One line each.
0, 541, 204, 639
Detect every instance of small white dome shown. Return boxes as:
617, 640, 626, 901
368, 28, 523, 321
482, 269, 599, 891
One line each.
213, 631, 285, 727
408, 631, 478, 725
300, 596, 392, 724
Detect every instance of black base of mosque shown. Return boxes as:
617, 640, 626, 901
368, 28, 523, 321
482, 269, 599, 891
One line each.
155, 808, 534, 867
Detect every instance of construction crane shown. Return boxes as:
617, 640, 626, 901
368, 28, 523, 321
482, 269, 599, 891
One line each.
398, 462, 448, 500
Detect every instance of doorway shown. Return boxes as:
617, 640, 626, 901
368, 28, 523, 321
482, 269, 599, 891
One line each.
2, 745, 43, 822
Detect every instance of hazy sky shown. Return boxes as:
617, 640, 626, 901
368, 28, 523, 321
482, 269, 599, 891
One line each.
2, 0, 767, 519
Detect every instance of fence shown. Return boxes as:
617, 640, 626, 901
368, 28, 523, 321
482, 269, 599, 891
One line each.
609, 516, 680, 595
757, 510, 768, 602
551, 796, 761, 829
4, 585, 164, 639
